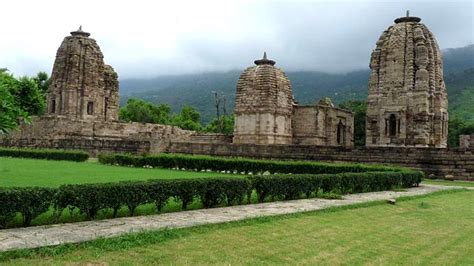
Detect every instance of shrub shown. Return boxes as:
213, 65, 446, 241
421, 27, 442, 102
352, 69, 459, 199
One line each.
98, 153, 403, 174
0, 170, 422, 229
0, 147, 89, 162
0, 187, 56, 228
248, 171, 423, 202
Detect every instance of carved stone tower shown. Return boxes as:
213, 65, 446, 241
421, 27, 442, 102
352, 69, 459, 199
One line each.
233, 53, 295, 144
366, 13, 448, 148
46, 27, 119, 121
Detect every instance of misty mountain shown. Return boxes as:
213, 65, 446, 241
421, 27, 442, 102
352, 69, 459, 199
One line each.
120, 45, 474, 123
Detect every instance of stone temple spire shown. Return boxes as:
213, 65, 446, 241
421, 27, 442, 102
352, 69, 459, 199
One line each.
46, 28, 119, 121
366, 13, 448, 148
234, 53, 293, 144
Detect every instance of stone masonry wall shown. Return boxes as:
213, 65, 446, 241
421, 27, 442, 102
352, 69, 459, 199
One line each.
292, 103, 354, 148
0, 116, 194, 156
168, 142, 474, 181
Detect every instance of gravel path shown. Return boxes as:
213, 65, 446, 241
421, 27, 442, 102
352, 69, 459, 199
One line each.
0, 184, 465, 252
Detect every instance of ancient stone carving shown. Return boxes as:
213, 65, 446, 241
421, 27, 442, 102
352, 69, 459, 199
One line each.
366, 14, 448, 148
233, 53, 295, 144
233, 53, 354, 147
46, 27, 119, 121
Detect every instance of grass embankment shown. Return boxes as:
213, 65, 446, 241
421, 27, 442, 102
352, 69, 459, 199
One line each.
2, 190, 473, 265
0, 157, 237, 187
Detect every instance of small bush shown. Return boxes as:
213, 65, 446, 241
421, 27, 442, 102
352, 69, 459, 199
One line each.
98, 153, 402, 174
0, 170, 422, 229
0, 147, 89, 162
0, 187, 56, 228
248, 171, 422, 202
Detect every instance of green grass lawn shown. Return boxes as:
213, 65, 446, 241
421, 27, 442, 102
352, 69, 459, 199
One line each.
422, 179, 474, 187
0, 157, 242, 227
0, 157, 237, 187
1, 190, 472, 265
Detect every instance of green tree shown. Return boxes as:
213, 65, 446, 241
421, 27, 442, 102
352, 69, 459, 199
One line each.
171, 105, 202, 131
0, 70, 46, 116
448, 117, 474, 148
204, 115, 234, 135
33, 71, 50, 96
14, 77, 46, 115
0, 83, 30, 134
119, 98, 171, 124
339, 100, 367, 146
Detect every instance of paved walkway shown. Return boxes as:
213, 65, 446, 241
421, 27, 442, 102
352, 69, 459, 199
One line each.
0, 184, 467, 252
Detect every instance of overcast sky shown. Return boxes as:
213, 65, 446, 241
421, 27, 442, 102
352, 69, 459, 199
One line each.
0, 0, 472, 79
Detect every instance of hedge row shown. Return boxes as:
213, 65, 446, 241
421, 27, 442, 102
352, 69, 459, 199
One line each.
98, 153, 402, 174
0, 147, 89, 162
0, 171, 422, 228
249, 171, 423, 202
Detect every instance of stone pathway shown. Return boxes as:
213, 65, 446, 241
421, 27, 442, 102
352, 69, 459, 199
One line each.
0, 184, 467, 252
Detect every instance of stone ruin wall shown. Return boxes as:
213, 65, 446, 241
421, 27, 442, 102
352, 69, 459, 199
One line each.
0, 116, 194, 156
292, 104, 354, 148
167, 142, 474, 181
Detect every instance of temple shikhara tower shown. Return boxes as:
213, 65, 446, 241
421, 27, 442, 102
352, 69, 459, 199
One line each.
366, 12, 448, 148
46, 26, 119, 121
233, 53, 354, 147
233, 53, 295, 144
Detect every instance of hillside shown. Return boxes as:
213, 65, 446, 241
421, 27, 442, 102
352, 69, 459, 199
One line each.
120, 45, 474, 124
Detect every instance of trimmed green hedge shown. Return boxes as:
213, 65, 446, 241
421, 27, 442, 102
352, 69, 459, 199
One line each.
0, 171, 422, 229
0, 147, 89, 162
98, 153, 403, 174
249, 171, 423, 202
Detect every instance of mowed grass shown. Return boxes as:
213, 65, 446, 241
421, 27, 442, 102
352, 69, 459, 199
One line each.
0, 157, 238, 187
2, 190, 473, 265
422, 179, 474, 187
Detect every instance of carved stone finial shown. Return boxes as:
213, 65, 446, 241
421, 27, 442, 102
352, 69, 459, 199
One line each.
70, 25, 90, 37
254, 52, 276, 66
394, 11, 421, 23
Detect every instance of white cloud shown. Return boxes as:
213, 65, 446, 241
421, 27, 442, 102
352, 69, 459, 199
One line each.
0, 0, 472, 78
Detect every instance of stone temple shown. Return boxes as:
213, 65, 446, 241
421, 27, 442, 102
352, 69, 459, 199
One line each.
1, 28, 193, 155
233, 53, 354, 147
1, 18, 473, 180
47, 26, 119, 121
366, 13, 448, 148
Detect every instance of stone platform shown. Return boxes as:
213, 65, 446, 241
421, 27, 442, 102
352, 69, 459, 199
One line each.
0, 184, 464, 252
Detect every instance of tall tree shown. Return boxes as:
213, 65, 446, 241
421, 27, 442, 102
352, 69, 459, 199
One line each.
171, 105, 202, 131
33, 71, 50, 96
448, 117, 474, 148
119, 98, 171, 124
0, 83, 29, 134
204, 115, 234, 135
